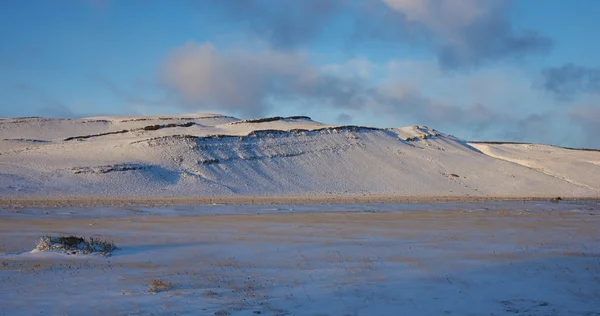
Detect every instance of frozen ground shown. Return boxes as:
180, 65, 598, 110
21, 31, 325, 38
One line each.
1, 114, 599, 199
1, 200, 599, 315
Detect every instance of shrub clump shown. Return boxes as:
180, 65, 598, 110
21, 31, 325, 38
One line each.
35, 235, 117, 256
149, 279, 172, 294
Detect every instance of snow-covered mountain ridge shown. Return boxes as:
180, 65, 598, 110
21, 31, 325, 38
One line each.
1, 114, 598, 198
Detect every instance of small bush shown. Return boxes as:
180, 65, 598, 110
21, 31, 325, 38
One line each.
35, 235, 117, 256
149, 279, 172, 294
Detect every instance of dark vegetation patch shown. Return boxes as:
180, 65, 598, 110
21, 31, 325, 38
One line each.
313, 125, 382, 133
119, 115, 235, 123
81, 119, 111, 124
230, 116, 312, 124
121, 118, 196, 123
35, 235, 117, 256
70, 163, 149, 174
199, 158, 220, 165
131, 134, 200, 144
64, 123, 196, 141
64, 129, 130, 141
119, 118, 153, 122
10, 116, 42, 120
142, 122, 195, 131
2, 118, 71, 124
3, 138, 50, 143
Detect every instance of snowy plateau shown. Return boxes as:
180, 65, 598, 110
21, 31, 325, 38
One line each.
0, 113, 598, 199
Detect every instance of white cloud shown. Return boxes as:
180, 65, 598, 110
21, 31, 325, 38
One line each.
161, 42, 308, 115
160, 42, 378, 116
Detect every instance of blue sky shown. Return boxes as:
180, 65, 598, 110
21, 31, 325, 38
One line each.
1, 0, 599, 148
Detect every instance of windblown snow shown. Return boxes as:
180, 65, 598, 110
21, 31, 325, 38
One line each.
0, 114, 598, 198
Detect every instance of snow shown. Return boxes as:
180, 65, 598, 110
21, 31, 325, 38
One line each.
2, 114, 598, 315
0, 114, 599, 199
1, 200, 599, 315
471, 142, 600, 192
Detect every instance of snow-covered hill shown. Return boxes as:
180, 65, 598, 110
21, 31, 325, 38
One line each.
1, 114, 598, 198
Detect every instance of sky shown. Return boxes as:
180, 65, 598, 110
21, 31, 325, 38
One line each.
1, 0, 599, 148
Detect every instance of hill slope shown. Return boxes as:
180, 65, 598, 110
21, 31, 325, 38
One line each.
1, 114, 598, 198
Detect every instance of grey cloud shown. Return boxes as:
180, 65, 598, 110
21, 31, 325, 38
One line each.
542, 64, 600, 98
198, 0, 551, 68
372, 0, 551, 68
436, 24, 551, 69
